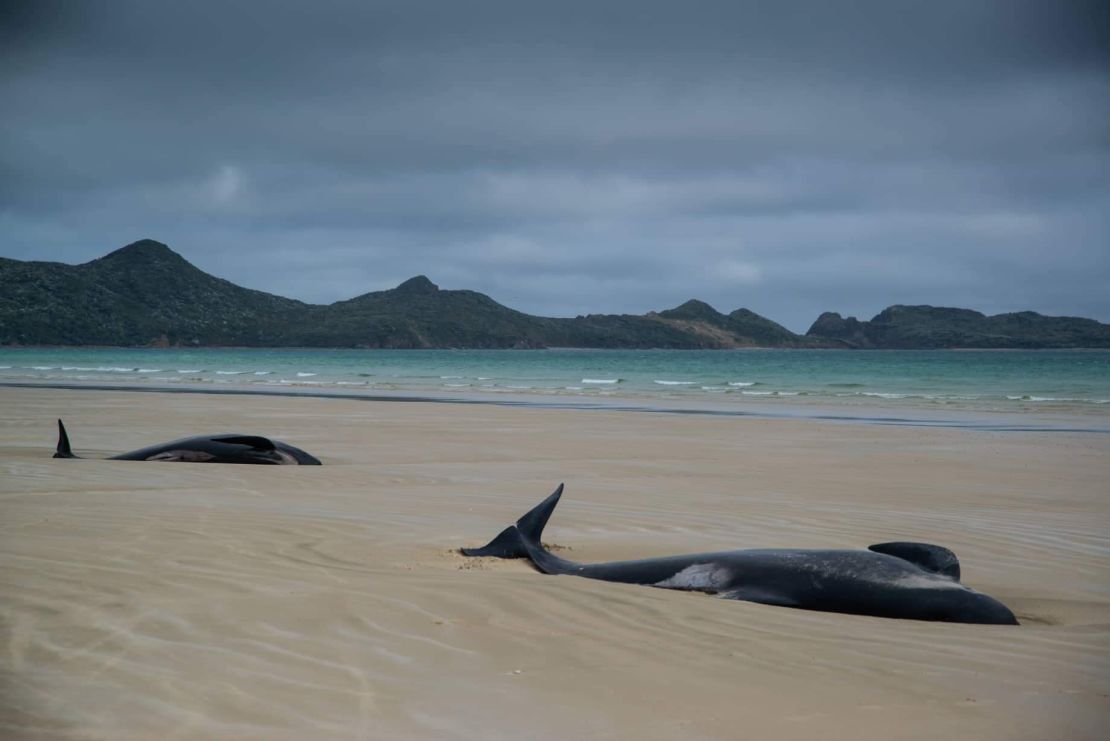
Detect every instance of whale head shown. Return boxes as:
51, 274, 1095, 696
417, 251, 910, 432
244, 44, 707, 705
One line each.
934, 588, 1019, 625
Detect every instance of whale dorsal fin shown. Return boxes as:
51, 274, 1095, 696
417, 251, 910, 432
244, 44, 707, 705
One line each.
868, 542, 961, 581
210, 435, 277, 450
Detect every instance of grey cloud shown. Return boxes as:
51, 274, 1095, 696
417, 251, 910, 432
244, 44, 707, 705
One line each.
2, 0, 1108, 332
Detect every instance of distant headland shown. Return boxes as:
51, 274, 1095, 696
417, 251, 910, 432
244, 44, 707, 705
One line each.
2, 240, 1108, 349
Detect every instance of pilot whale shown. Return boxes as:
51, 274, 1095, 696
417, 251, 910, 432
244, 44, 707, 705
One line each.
462, 484, 1018, 624
53, 419, 322, 465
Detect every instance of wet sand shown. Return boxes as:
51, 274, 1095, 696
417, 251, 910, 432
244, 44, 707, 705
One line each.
1, 386, 1107, 739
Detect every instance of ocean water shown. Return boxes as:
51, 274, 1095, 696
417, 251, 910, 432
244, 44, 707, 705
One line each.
2, 347, 1108, 414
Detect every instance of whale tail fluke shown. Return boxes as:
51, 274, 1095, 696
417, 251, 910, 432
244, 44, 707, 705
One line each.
460, 483, 564, 558
516, 482, 563, 544
54, 419, 78, 459
459, 525, 526, 558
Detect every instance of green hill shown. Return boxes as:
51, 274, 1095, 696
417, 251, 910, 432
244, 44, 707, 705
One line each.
0, 240, 807, 348
290, 276, 553, 348
0, 240, 306, 346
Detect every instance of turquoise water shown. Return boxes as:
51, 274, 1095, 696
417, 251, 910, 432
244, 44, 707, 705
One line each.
2, 347, 1108, 413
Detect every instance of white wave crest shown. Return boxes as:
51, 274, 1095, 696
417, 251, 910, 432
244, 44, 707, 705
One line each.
741, 390, 800, 397
582, 378, 620, 384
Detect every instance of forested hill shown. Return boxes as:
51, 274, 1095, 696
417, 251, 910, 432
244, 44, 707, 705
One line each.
0, 240, 810, 348
2, 240, 1107, 348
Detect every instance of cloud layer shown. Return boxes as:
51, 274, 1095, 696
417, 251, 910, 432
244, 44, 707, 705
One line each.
3, 0, 1108, 330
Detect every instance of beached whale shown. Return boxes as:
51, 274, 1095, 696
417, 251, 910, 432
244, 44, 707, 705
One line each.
462, 485, 1018, 624
53, 419, 322, 465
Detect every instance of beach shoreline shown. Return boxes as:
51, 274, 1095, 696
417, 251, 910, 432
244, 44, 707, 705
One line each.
2, 380, 1108, 435
1, 385, 1107, 739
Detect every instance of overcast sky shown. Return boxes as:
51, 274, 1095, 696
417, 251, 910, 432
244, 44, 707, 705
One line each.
2, 1, 1108, 331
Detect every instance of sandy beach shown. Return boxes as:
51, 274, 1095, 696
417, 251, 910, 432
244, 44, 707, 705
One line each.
1, 386, 1107, 740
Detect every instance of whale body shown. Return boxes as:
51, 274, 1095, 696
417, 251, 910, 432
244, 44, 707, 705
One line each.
462, 485, 1018, 625
53, 419, 322, 465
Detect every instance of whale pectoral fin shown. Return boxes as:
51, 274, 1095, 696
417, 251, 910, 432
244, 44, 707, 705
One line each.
868, 542, 961, 581
719, 586, 801, 608
210, 435, 277, 450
